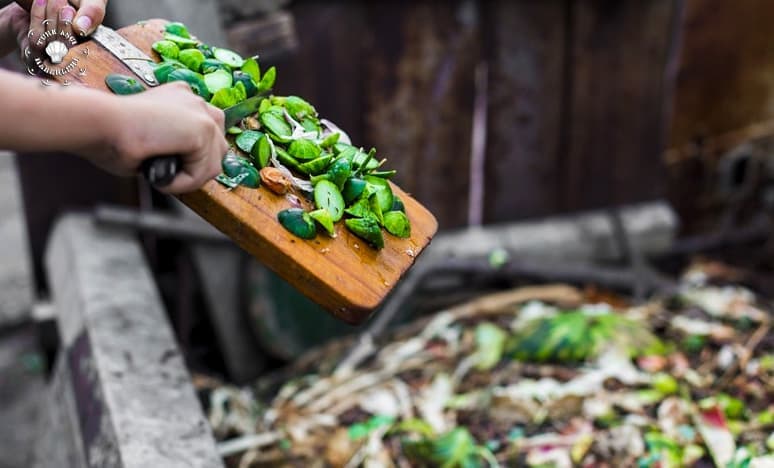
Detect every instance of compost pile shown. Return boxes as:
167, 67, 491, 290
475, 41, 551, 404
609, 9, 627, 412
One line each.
206, 264, 773, 467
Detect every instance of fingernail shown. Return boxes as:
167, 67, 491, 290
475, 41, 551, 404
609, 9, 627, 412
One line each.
60, 6, 75, 23
35, 0, 46, 6
75, 16, 92, 35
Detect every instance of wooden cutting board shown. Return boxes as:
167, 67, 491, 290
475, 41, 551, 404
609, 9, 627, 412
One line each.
44, 19, 437, 324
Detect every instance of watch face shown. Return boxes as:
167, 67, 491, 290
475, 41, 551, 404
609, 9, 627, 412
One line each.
25, 17, 89, 87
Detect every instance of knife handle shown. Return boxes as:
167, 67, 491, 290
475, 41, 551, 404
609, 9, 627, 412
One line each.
141, 155, 181, 188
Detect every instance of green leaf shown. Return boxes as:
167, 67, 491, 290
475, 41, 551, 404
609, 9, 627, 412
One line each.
474, 323, 507, 371
431, 428, 483, 468
508, 310, 662, 363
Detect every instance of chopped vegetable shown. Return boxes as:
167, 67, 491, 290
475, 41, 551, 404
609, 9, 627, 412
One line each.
143, 21, 412, 250
278, 208, 316, 240
105, 74, 145, 95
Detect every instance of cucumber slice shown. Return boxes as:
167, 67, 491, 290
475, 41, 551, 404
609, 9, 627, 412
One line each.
298, 155, 333, 176
345, 218, 384, 250
314, 180, 345, 222
201, 58, 230, 74
364, 175, 394, 213
309, 209, 336, 237
213, 47, 245, 68
204, 69, 233, 94
233, 71, 258, 98
383, 211, 411, 238
167, 69, 211, 100
278, 209, 316, 240
105, 74, 145, 95
164, 33, 198, 49
235, 130, 264, 154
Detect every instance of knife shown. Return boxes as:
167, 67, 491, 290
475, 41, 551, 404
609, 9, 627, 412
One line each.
140, 94, 269, 187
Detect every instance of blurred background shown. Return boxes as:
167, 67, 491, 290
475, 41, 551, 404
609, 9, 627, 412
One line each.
1, 0, 774, 466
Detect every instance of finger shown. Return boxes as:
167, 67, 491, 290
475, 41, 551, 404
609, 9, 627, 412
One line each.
29, 0, 46, 51
70, 0, 106, 36
44, 0, 64, 32
57, 5, 75, 39
203, 103, 226, 132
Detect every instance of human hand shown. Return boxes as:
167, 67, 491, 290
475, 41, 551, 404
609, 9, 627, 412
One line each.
90, 82, 228, 194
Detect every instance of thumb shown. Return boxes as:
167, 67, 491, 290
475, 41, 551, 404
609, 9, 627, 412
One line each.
70, 0, 106, 36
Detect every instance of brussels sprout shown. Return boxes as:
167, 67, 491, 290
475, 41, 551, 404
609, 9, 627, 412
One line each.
152, 40, 180, 60
179, 49, 205, 72
165, 22, 190, 38
210, 82, 247, 109
288, 139, 322, 161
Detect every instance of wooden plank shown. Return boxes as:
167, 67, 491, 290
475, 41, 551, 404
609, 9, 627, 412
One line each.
481, 0, 566, 222
46, 19, 437, 324
362, 1, 479, 229
561, 0, 679, 210
668, 0, 774, 148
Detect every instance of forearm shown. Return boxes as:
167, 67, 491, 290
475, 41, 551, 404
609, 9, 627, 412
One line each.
0, 69, 118, 153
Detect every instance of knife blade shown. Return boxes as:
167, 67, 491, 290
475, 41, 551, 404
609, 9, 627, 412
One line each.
224, 93, 270, 128
91, 25, 158, 86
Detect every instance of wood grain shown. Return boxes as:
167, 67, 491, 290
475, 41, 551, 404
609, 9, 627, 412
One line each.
50, 19, 437, 324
